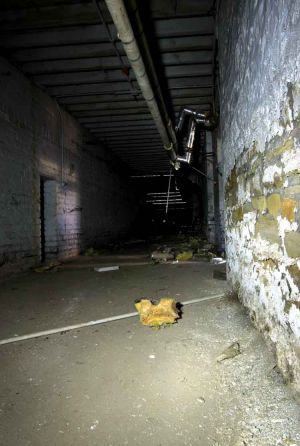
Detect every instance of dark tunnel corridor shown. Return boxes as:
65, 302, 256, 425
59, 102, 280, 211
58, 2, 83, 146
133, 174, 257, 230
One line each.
0, 1, 299, 444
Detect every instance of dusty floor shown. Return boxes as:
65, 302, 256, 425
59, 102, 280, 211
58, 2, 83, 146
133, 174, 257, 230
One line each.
0, 256, 299, 446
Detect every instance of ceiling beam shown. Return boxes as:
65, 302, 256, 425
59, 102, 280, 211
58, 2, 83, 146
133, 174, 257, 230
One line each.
47, 80, 139, 96
20, 51, 213, 74
7, 36, 214, 62
77, 113, 152, 123
0, 1, 214, 30
33, 63, 212, 87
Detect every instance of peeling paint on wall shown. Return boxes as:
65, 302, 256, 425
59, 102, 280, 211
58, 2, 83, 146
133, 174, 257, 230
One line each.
219, 0, 300, 395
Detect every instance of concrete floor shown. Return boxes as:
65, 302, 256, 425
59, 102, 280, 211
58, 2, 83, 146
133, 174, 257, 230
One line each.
0, 256, 299, 446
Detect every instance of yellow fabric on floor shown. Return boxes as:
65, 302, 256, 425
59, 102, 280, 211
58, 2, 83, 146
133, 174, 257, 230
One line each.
176, 251, 193, 261
135, 298, 179, 327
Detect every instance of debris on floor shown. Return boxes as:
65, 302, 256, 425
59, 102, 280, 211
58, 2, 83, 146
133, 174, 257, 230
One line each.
94, 266, 120, 272
211, 257, 226, 265
176, 250, 193, 261
150, 235, 221, 263
135, 298, 179, 327
32, 261, 61, 273
151, 246, 175, 262
83, 247, 104, 256
217, 341, 241, 362
1, 255, 300, 445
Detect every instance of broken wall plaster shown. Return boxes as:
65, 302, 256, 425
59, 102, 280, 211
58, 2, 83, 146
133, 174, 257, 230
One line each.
219, 0, 300, 393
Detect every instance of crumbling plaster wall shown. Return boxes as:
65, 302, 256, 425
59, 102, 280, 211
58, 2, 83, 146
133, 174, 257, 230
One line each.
218, 0, 300, 393
0, 56, 137, 274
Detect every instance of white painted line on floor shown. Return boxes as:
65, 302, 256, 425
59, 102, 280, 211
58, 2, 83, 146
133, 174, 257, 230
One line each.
94, 265, 120, 272
181, 294, 224, 305
0, 294, 225, 346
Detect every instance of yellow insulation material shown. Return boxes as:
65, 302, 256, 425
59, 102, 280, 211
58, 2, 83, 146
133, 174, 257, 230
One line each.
135, 298, 179, 327
176, 250, 193, 261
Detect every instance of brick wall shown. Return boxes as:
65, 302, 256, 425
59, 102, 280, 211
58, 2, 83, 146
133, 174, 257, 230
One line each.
205, 131, 216, 244
0, 56, 138, 274
218, 0, 300, 395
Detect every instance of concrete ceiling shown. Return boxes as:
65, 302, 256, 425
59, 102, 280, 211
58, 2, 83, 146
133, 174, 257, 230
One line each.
0, 0, 216, 175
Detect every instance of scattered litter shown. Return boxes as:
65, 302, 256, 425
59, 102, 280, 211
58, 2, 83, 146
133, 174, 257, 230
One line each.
148, 354, 156, 359
176, 250, 193, 261
150, 236, 218, 263
89, 420, 99, 431
211, 257, 226, 265
151, 247, 175, 262
217, 342, 241, 362
94, 265, 119, 272
135, 298, 179, 327
196, 396, 205, 404
32, 261, 61, 273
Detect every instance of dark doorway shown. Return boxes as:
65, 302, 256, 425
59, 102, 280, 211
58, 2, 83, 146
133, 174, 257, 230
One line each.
40, 178, 58, 262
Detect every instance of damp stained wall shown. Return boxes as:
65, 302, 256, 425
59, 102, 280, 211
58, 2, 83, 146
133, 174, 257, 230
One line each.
0, 56, 138, 274
218, 0, 300, 393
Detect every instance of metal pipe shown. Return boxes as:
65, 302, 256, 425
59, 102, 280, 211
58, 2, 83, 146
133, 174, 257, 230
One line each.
128, 0, 177, 150
176, 107, 210, 133
104, 0, 177, 162
165, 142, 177, 163
175, 107, 213, 171
191, 165, 216, 182
175, 117, 196, 165
186, 118, 197, 150
93, 0, 137, 97
177, 153, 192, 164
